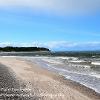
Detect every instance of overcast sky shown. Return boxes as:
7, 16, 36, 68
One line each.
0, 0, 100, 51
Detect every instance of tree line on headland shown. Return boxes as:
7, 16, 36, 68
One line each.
0, 46, 50, 52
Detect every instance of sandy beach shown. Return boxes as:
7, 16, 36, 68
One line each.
0, 57, 100, 100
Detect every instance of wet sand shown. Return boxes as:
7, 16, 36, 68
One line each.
0, 57, 100, 100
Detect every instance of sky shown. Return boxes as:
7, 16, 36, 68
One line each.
0, 0, 100, 51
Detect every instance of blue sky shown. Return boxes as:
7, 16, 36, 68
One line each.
0, 0, 100, 51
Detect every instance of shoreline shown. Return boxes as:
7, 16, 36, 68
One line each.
24, 58, 100, 100
0, 57, 100, 100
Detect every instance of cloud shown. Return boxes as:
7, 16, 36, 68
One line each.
1, 41, 100, 51
0, 42, 45, 48
43, 41, 77, 49
0, 0, 100, 15
0, 42, 13, 47
42, 41, 100, 51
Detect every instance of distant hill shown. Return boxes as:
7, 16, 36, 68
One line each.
0, 46, 50, 52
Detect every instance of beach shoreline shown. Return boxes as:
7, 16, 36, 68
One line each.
0, 57, 100, 100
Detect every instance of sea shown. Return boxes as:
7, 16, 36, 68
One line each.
1, 51, 100, 93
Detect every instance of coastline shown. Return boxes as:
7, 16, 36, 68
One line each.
22, 57, 100, 100
0, 57, 100, 100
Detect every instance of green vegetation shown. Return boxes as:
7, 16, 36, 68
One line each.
0, 46, 50, 52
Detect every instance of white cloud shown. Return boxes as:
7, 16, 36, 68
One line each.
43, 41, 77, 49
0, 42, 13, 47
43, 41, 100, 50
0, 41, 100, 51
0, 0, 99, 15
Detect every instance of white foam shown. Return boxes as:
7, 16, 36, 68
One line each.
70, 60, 86, 63
1, 56, 17, 58
54, 57, 78, 60
64, 75, 71, 79
91, 62, 100, 66
42, 58, 63, 64
90, 73, 100, 78
83, 65, 91, 68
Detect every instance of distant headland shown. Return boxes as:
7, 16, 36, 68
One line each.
0, 46, 50, 52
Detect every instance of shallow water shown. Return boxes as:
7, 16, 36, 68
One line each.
24, 56, 100, 93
